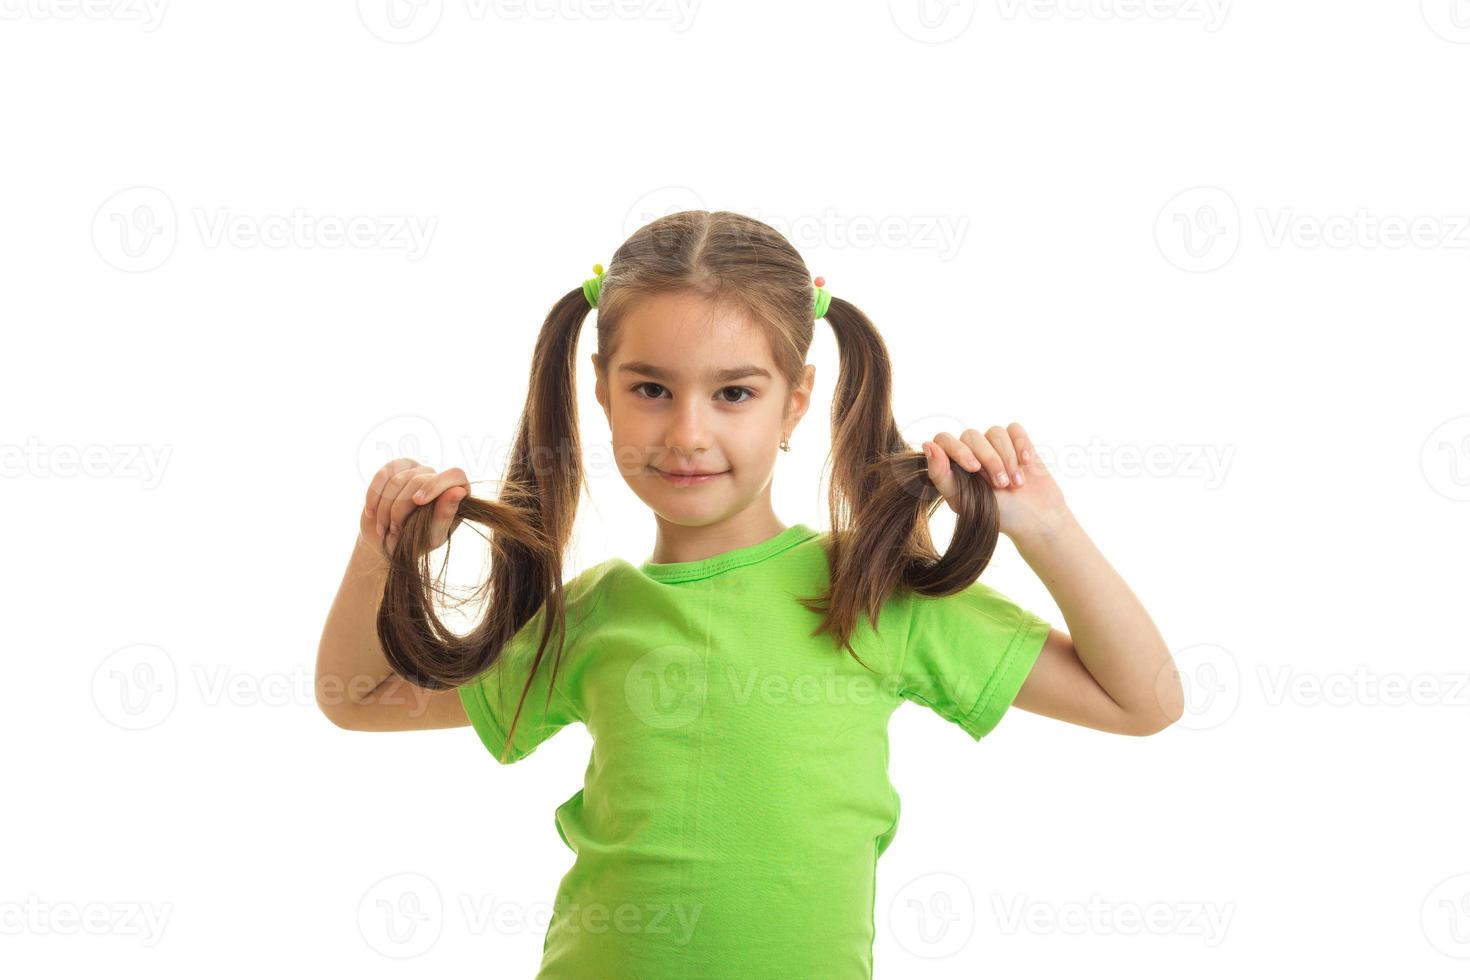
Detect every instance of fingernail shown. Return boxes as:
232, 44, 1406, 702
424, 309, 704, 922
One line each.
1014, 470, 1024, 486
995, 471, 1008, 486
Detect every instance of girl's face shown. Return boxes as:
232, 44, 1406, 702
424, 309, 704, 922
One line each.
592, 290, 814, 528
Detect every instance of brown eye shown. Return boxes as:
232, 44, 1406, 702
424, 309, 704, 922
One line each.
719, 387, 754, 404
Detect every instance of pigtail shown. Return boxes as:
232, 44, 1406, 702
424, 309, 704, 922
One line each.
376, 287, 592, 762
369, 209, 1002, 756
797, 295, 1001, 666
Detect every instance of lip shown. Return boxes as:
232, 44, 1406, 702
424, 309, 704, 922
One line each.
652, 466, 729, 487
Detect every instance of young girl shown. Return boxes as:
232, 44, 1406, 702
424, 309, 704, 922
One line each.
316, 210, 1183, 979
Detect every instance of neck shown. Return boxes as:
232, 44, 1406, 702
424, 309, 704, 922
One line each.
647, 506, 788, 565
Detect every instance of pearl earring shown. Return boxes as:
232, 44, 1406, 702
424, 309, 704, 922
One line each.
779, 436, 791, 452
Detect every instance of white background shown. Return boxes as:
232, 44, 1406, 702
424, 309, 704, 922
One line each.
4, 1, 1469, 977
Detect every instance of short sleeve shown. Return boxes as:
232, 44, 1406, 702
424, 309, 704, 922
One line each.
898, 578, 1051, 741
458, 606, 582, 765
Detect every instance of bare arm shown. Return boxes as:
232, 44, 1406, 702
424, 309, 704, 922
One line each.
924, 425, 1184, 737
1011, 510, 1184, 736
314, 533, 470, 731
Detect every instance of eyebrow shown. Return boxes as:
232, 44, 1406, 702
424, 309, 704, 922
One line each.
617, 361, 773, 384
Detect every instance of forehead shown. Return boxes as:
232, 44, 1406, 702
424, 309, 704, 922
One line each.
613, 291, 773, 374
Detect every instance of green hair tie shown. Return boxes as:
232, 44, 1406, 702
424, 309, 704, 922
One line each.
812, 275, 831, 319
583, 263, 832, 318
583, 262, 605, 308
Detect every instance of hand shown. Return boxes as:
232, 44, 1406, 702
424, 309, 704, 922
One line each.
360, 458, 470, 560
922, 423, 1069, 542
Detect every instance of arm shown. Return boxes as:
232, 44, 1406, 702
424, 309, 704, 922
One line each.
923, 424, 1185, 737
314, 534, 469, 732
1010, 510, 1184, 737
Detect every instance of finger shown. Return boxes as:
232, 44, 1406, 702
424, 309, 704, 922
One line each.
932, 431, 982, 473
364, 457, 411, 521
431, 485, 466, 523
410, 471, 469, 550
980, 426, 1021, 486
1007, 423, 1045, 475
378, 464, 427, 540
379, 467, 414, 537
410, 467, 469, 506
428, 487, 467, 542
387, 469, 437, 543
938, 430, 1004, 487
365, 457, 419, 526
922, 441, 958, 503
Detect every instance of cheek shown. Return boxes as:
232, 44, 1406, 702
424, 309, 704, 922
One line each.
727, 430, 779, 466
606, 402, 645, 438
607, 415, 665, 473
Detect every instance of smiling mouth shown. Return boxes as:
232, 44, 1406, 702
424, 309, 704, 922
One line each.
652, 466, 729, 485
655, 467, 727, 477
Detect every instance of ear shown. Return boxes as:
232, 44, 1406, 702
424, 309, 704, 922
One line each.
591, 353, 611, 423
786, 363, 815, 429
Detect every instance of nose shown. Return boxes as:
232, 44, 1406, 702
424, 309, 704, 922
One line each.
664, 393, 711, 457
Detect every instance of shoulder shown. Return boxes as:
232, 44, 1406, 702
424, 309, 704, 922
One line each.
891, 578, 1041, 650
499, 558, 620, 651
565, 556, 620, 602
559, 557, 623, 633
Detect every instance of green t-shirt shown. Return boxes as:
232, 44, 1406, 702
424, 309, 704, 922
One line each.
458, 523, 1050, 979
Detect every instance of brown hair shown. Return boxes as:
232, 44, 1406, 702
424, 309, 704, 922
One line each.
376, 210, 1000, 762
